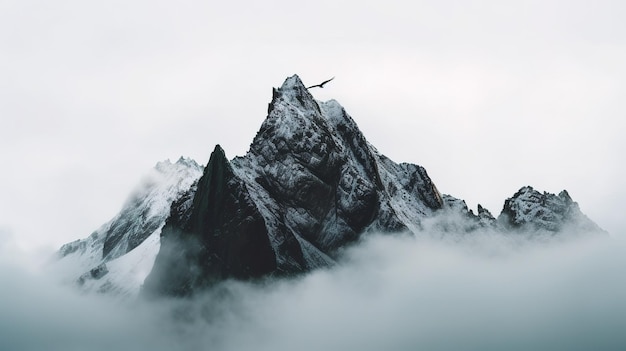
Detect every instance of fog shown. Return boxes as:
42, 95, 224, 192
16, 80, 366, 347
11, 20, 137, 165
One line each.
1, 1, 624, 348
2, 226, 625, 351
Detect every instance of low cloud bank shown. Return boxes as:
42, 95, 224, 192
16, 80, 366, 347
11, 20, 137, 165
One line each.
2, 229, 626, 351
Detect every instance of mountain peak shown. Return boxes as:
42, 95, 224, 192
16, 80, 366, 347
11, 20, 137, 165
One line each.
55, 75, 606, 298
558, 189, 572, 203
267, 74, 319, 115
143, 143, 277, 296
142, 74, 448, 296
209, 144, 227, 163
280, 74, 306, 90
498, 186, 604, 233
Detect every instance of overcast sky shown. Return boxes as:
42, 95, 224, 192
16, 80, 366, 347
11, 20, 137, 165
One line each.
1, 0, 625, 251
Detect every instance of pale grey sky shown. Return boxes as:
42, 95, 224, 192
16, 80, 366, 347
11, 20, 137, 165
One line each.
1, 0, 625, 251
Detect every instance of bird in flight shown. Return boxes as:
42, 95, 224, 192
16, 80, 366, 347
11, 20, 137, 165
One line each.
307, 77, 335, 89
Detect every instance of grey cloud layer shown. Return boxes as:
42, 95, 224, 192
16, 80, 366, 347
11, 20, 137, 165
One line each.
2, 229, 625, 351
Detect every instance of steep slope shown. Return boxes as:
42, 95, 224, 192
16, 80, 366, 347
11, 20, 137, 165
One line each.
428, 194, 497, 232
56, 75, 606, 298
143, 75, 445, 296
143, 146, 277, 296
52, 158, 203, 296
239, 77, 444, 253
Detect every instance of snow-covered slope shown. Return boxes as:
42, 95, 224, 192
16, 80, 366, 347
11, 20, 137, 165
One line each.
498, 186, 605, 234
240, 76, 443, 255
143, 75, 604, 297
52, 158, 202, 296
143, 75, 449, 296
56, 75, 606, 298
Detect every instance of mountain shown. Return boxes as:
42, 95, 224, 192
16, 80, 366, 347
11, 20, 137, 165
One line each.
498, 186, 605, 233
53, 158, 202, 296
142, 76, 445, 296
54, 75, 606, 297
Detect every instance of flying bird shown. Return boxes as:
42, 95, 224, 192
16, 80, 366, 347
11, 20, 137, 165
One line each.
307, 77, 335, 89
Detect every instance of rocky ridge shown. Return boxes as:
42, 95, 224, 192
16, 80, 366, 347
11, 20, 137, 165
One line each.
53, 158, 202, 296
143, 75, 446, 296
54, 75, 606, 297
498, 186, 605, 233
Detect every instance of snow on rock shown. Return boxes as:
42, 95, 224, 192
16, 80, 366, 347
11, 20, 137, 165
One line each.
55, 75, 607, 298
143, 75, 446, 296
76, 229, 161, 298
498, 186, 606, 234
52, 157, 203, 296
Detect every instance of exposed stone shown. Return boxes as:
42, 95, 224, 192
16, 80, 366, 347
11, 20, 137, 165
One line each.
498, 186, 605, 234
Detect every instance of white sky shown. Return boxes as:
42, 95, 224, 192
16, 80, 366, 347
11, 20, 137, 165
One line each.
1, 0, 625, 251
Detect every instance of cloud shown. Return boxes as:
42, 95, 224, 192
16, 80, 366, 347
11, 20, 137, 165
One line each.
205, 233, 626, 351
2, 227, 625, 351
0, 254, 175, 351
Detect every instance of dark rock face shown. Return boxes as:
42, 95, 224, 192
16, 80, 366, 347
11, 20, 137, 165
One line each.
498, 186, 605, 233
102, 203, 163, 259
184, 145, 277, 281
143, 76, 607, 298
143, 75, 445, 297
57, 75, 607, 298
143, 146, 278, 296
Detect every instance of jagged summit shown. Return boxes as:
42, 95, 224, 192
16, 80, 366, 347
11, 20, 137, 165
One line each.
144, 75, 445, 296
54, 75, 606, 298
142, 145, 277, 296
54, 158, 203, 296
267, 74, 319, 114
498, 186, 605, 234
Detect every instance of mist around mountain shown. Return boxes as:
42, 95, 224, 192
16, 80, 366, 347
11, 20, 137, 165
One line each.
2, 75, 620, 350
2, 228, 625, 351
54, 75, 606, 299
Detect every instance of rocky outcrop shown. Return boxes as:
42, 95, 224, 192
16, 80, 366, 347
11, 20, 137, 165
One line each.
55, 75, 607, 298
143, 75, 445, 296
54, 158, 203, 296
239, 76, 443, 249
498, 186, 605, 234
434, 194, 496, 232
143, 146, 279, 296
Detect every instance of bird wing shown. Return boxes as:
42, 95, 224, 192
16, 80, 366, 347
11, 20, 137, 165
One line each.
306, 77, 335, 89
320, 77, 335, 86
